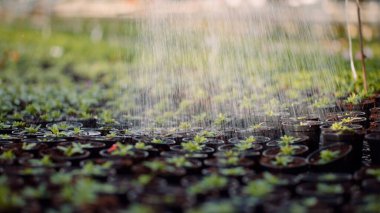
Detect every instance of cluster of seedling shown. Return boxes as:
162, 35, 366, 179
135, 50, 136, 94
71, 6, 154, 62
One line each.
0, 93, 379, 212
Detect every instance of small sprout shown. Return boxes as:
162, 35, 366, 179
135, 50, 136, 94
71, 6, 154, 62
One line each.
188, 175, 227, 195
25, 104, 40, 116
193, 113, 207, 124
108, 142, 134, 156
0, 150, 16, 161
289, 198, 318, 212
330, 122, 354, 133
316, 183, 343, 194
366, 169, 380, 181
279, 135, 297, 145
273, 156, 292, 167
134, 142, 153, 150
188, 201, 235, 213
105, 132, 117, 138
100, 111, 117, 124
250, 123, 265, 130
57, 143, 85, 157
78, 161, 113, 176
151, 138, 164, 144
11, 112, 23, 120
263, 172, 282, 185
73, 127, 82, 135
345, 93, 361, 105
0, 122, 11, 129
0, 185, 25, 208
214, 113, 228, 128
29, 155, 54, 166
0, 134, 11, 139
40, 114, 50, 121
193, 135, 207, 144
341, 117, 355, 124
50, 173, 73, 185
220, 167, 246, 176
313, 97, 330, 108
46, 124, 69, 137
20, 168, 45, 175
80, 111, 92, 119
280, 145, 296, 155
222, 156, 239, 165
22, 143, 37, 150
125, 204, 154, 213
181, 142, 204, 152
243, 180, 274, 198
24, 125, 41, 134
22, 184, 48, 199
318, 150, 340, 164
56, 122, 70, 130
144, 161, 170, 172
167, 156, 192, 167
179, 122, 191, 130
223, 150, 239, 158
60, 178, 116, 207
123, 129, 132, 135
243, 136, 256, 143
235, 142, 253, 151
320, 173, 337, 181
199, 130, 216, 137
136, 174, 153, 186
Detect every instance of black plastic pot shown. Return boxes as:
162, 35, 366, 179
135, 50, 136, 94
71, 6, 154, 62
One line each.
365, 133, 380, 165
0, 150, 33, 166
40, 148, 90, 167
170, 145, 215, 157
86, 136, 126, 148
4, 142, 48, 157
19, 157, 71, 170
342, 99, 375, 118
99, 148, 149, 163
22, 137, 68, 148
137, 186, 191, 212
12, 129, 45, 138
282, 121, 322, 152
307, 143, 353, 173
147, 138, 176, 151
326, 116, 368, 128
242, 172, 299, 194
299, 173, 352, 185
321, 126, 365, 169
296, 182, 351, 204
228, 136, 271, 145
259, 156, 307, 174
132, 163, 186, 184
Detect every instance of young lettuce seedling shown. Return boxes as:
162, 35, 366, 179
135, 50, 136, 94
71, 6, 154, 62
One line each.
318, 150, 340, 164
57, 143, 85, 157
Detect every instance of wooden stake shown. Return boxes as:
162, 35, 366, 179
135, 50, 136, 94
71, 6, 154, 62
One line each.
356, 0, 368, 93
